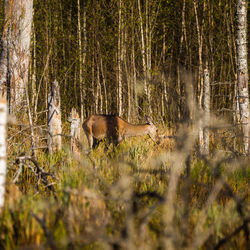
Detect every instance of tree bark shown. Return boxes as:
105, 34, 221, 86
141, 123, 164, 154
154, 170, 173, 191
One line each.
177, 0, 186, 120
0, 0, 33, 112
138, 0, 151, 115
77, 0, 83, 122
236, 0, 249, 155
193, 0, 204, 108
68, 108, 81, 155
48, 80, 62, 154
0, 99, 7, 208
203, 69, 210, 156
117, 0, 123, 116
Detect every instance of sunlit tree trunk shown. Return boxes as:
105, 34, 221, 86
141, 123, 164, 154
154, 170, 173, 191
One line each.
202, 69, 210, 156
162, 24, 167, 117
236, 0, 249, 154
31, 19, 37, 113
0, 99, 7, 208
77, 0, 83, 122
98, 41, 108, 114
68, 108, 81, 156
177, 0, 186, 119
138, 0, 151, 115
193, 0, 205, 108
48, 80, 62, 154
78, 0, 87, 122
117, 0, 123, 116
0, 0, 33, 113
131, 4, 138, 120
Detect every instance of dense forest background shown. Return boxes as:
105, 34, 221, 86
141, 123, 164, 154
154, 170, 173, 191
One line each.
1, 0, 249, 124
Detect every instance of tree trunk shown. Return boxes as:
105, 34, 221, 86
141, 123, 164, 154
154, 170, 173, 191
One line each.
131, 4, 138, 120
193, 0, 204, 108
0, 99, 7, 208
77, 0, 83, 122
138, 0, 151, 115
177, 0, 186, 120
68, 108, 81, 155
48, 80, 62, 154
236, 0, 249, 155
97, 41, 108, 114
0, 0, 33, 112
202, 69, 210, 156
117, 0, 123, 116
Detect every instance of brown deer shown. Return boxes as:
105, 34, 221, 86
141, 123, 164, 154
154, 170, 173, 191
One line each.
83, 115, 158, 150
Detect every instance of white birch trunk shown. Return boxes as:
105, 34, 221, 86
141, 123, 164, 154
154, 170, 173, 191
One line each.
68, 108, 81, 155
77, 0, 85, 123
131, 5, 138, 119
138, 0, 149, 108
0, 99, 7, 208
48, 80, 62, 154
117, 0, 123, 116
0, 0, 33, 112
193, 0, 204, 108
236, 0, 249, 155
203, 69, 210, 155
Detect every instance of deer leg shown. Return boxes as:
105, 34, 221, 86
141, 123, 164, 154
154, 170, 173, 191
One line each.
86, 135, 93, 150
93, 138, 100, 149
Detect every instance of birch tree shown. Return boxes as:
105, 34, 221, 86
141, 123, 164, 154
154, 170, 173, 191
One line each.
48, 80, 62, 154
138, 0, 151, 115
117, 0, 123, 116
0, 99, 7, 208
0, 0, 33, 112
202, 69, 210, 156
236, 0, 249, 155
68, 108, 81, 155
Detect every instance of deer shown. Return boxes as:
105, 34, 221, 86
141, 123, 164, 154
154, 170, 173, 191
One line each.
82, 115, 158, 150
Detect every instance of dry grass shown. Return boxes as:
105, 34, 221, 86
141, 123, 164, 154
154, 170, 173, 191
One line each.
1, 112, 249, 250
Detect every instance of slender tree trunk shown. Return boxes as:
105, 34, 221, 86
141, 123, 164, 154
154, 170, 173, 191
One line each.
77, 0, 84, 122
202, 69, 210, 156
131, 4, 138, 120
31, 19, 37, 113
0, 99, 7, 208
117, 0, 123, 116
236, 0, 249, 154
48, 80, 62, 154
98, 42, 108, 114
162, 24, 167, 118
145, 0, 152, 115
25, 82, 36, 157
82, 7, 87, 117
68, 108, 81, 155
177, 0, 186, 120
96, 52, 102, 114
0, 0, 33, 113
138, 0, 151, 115
193, 0, 204, 108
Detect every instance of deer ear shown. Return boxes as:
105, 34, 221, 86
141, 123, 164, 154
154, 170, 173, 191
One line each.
145, 116, 153, 125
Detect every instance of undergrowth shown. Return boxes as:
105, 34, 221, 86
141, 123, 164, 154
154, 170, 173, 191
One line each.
0, 125, 249, 250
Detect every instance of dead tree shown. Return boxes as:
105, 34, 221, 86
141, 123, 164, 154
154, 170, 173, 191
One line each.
67, 108, 81, 155
0, 99, 7, 208
0, 0, 33, 112
48, 80, 62, 154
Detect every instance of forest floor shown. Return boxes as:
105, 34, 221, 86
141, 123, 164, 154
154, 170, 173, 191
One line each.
0, 123, 249, 250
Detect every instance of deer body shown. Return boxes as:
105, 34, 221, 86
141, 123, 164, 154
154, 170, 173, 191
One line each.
83, 115, 157, 150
